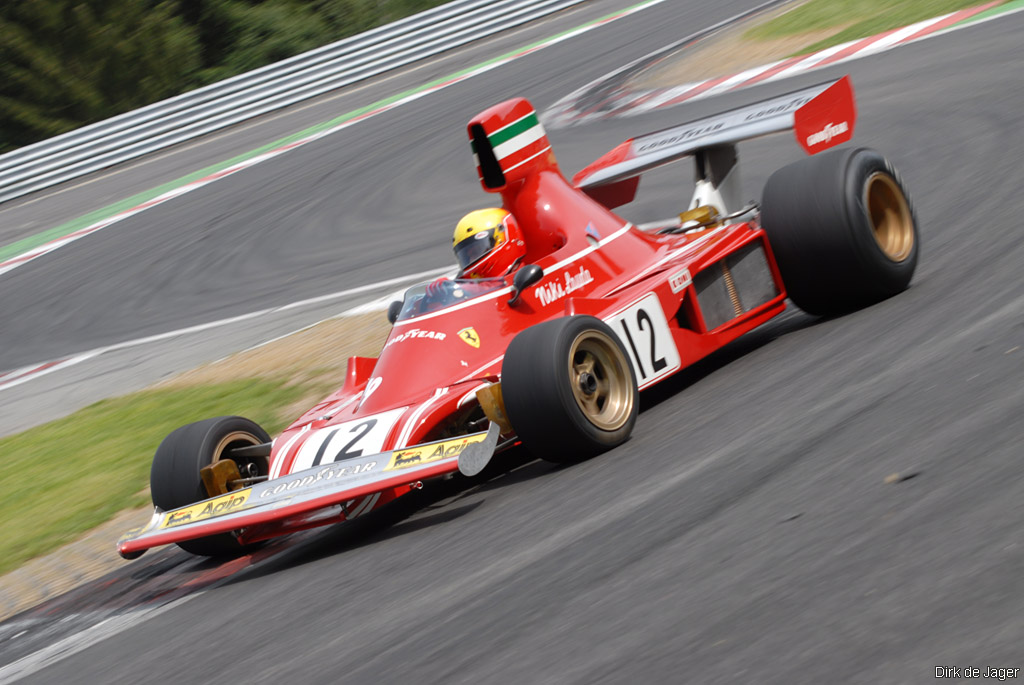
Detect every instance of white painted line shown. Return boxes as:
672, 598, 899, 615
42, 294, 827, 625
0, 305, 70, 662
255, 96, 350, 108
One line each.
766, 42, 851, 82
0, 352, 104, 392
0, 265, 453, 392
0, 595, 198, 685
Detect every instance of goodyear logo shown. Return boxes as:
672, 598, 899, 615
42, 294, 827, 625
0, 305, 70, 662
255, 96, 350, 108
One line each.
259, 461, 377, 499
458, 327, 480, 348
160, 490, 251, 529
385, 434, 487, 471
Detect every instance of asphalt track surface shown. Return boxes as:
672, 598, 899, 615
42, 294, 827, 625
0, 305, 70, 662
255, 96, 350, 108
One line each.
3, 1, 1024, 682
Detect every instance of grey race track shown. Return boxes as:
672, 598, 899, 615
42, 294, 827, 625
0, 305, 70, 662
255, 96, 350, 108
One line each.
3, 1, 1024, 683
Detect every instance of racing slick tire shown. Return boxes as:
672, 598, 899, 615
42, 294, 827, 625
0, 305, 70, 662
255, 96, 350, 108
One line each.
760, 147, 918, 316
150, 416, 270, 557
502, 315, 638, 463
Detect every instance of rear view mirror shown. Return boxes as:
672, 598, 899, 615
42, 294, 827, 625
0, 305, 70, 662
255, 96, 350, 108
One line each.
508, 264, 544, 306
386, 300, 403, 324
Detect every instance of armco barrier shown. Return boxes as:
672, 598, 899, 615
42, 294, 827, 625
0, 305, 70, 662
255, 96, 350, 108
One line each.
0, 0, 586, 205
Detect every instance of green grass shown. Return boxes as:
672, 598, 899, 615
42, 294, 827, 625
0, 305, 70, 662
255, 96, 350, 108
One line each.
0, 378, 323, 575
745, 0, 1007, 53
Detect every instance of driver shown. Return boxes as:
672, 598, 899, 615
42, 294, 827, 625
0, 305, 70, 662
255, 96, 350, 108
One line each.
423, 208, 526, 302
452, 207, 526, 279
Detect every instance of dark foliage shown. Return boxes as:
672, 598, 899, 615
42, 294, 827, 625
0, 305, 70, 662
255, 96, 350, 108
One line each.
0, 0, 448, 152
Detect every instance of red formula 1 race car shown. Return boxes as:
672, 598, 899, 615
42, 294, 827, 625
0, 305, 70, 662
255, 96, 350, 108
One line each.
119, 76, 918, 559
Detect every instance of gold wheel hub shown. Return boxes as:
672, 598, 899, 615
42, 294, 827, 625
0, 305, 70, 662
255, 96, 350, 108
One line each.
866, 172, 914, 262
568, 330, 634, 431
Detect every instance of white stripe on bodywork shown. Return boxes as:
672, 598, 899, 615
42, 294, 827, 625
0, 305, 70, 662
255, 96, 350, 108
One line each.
493, 124, 546, 161
395, 388, 449, 448
458, 382, 490, 408
503, 145, 553, 174
269, 425, 311, 479
392, 222, 634, 327
458, 355, 505, 384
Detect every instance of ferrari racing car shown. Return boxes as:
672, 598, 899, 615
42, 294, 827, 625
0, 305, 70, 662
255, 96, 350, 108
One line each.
119, 76, 918, 559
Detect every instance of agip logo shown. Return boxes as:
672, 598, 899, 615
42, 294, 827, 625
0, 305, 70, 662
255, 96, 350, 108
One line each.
458, 327, 481, 348
160, 490, 250, 529
385, 433, 488, 471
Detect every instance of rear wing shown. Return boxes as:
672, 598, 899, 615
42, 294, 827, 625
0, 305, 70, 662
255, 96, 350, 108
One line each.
572, 76, 856, 212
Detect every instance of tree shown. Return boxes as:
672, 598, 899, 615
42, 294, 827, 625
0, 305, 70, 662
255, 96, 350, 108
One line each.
0, 0, 452, 152
0, 0, 200, 150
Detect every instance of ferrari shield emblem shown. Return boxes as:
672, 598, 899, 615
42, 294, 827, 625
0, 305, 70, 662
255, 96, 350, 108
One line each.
457, 327, 480, 348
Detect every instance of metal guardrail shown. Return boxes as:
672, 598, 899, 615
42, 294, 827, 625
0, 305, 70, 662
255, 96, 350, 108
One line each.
0, 0, 586, 205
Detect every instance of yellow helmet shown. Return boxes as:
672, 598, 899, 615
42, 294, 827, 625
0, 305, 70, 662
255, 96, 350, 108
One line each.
452, 208, 525, 278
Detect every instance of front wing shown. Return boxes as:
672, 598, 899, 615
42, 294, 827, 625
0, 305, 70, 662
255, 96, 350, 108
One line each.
118, 423, 500, 558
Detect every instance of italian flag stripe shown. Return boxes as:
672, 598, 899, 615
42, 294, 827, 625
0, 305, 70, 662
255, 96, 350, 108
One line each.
493, 123, 546, 162
497, 138, 550, 172
489, 112, 540, 147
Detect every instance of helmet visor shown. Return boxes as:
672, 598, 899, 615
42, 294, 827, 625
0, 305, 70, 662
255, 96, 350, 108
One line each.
455, 228, 504, 270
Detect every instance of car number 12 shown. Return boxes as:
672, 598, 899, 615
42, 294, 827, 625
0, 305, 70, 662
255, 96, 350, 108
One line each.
289, 406, 408, 472
607, 293, 681, 389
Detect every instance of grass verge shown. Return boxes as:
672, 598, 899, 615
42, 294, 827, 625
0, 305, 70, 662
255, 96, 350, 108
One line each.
0, 379, 310, 576
745, 0, 1008, 54
0, 312, 391, 576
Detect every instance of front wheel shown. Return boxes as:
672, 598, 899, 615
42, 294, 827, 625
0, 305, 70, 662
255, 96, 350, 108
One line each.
501, 315, 638, 463
150, 416, 270, 557
760, 147, 919, 316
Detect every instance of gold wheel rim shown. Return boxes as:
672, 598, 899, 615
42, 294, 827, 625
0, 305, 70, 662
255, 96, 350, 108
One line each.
212, 430, 266, 473
568, 330, 634, 431
866, 172, 914, 262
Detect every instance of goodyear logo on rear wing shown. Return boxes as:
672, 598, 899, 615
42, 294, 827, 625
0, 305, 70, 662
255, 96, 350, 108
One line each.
385, 433, 488, 471
160, 490, 251, 529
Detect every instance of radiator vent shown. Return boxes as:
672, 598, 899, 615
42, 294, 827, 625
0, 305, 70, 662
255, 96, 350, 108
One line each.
694, 242, 778, 330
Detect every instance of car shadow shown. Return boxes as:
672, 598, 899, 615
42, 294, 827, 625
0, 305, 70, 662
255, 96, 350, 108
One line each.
227, 308, 830, 582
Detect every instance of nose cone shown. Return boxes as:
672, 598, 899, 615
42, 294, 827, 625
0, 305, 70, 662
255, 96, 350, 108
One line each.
355, 325, 476, 414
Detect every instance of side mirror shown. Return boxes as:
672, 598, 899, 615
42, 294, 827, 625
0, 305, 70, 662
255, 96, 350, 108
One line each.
508, 264, 544, 306
386, 300, 403, 324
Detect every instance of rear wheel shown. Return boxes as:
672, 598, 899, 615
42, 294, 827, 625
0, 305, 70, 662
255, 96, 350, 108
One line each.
502, 316, 638, 463
150, 416, 270, 557
760, 146, 919, 315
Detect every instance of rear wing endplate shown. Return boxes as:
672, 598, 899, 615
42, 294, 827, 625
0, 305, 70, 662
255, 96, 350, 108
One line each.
573, 76, 856, 211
